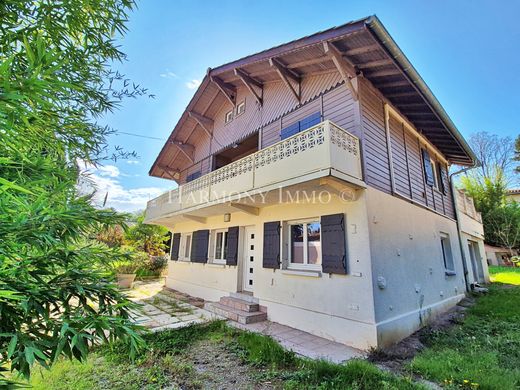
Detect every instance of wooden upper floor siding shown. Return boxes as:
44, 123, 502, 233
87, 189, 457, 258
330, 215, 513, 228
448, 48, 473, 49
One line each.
172, 70, 456, 220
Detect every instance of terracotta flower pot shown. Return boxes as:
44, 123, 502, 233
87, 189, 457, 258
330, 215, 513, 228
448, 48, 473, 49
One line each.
116, 273, 136, 289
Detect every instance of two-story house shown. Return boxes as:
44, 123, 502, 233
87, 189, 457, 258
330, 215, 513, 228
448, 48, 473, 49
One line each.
145, 16, 488, 350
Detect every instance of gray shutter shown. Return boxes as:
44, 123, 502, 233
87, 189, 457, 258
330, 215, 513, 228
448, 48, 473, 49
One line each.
438, 163, 449, 195
226, 226, 240, 266
321, 213, 347, 274
171, 233, 181, 261
262, 221, 280, 269
191, 230, 209, 263
421, 149, 434, 187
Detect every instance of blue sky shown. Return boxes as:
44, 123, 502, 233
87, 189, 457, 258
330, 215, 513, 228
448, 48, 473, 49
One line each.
93, 0, 520, 211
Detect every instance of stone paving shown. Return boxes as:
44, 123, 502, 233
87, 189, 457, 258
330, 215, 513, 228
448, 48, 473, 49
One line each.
127, 280, 364, 362
127, 280, 219, 332
231, 321, 365, 363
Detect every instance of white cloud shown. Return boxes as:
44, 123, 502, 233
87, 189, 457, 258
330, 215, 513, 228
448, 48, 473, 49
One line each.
160, 70, 178, 80
186, 79, 201, 90
77, 161, 168, 212
126, 160, 140, 165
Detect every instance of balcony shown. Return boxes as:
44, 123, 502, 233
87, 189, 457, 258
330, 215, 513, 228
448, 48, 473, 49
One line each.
145, 120, 364, 225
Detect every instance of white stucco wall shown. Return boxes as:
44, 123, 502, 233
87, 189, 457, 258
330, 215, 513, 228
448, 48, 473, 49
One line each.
164, 192, 378, 350
365, 188, 467, 347
458, 212, 489, 284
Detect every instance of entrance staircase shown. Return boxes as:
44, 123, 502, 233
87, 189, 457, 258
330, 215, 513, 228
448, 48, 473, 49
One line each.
205, 292, 267, 324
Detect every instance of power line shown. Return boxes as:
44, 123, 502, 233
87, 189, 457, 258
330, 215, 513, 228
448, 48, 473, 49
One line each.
116, 131, 166, 141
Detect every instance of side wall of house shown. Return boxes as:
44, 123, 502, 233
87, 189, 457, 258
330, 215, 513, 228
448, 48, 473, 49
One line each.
359, 79, 455, 219
165, 194, 378, 350
365, 187, 466, 347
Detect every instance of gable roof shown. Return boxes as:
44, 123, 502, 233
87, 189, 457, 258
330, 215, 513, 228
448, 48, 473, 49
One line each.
150, 15, 476, 179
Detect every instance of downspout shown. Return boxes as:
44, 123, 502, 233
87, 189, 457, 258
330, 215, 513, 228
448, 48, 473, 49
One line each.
450, 164, 480, 292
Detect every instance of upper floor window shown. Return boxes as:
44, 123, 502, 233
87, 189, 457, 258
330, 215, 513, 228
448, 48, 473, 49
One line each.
225, 110, 233, 124
236, 101, 246, 116
430, 157, 440, 191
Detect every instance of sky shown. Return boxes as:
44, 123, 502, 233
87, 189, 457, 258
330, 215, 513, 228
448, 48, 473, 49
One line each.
92, 0, 520, 211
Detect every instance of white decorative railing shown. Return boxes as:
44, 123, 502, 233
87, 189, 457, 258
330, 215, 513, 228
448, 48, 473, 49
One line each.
145, 120, 362, 222
456, 189, 482, 223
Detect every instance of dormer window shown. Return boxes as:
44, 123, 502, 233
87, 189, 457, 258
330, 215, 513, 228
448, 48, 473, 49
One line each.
236, 101, 246, 117
225, 110, 233, 123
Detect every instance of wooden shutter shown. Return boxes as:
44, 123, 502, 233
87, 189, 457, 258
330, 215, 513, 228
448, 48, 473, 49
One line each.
226, 226, 240, 266
321, 213, 347, 274
280, 122, 300, 140
438, 163, 449, 195
171, 233, 181, 261
191, 230, 209, 263
262, 221, 280, 269
421, 149, 434, 187
299, 112, 321, 131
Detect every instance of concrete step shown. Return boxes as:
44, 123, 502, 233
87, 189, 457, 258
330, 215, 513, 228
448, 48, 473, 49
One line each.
230, 292, 259, 304
219, 296, 259, 312
205, 302, 267, 324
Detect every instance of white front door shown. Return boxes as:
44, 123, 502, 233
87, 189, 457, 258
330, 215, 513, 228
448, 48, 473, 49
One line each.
242, 226, 256, 292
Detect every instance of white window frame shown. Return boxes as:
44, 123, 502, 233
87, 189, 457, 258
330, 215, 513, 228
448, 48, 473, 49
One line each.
430, 158, 440, 191
287, 218, 322, 271
225, 110, 233, 124
213, 229, 228, 265
236, 100, 246, 117
179, 233, 192, 261
440, 232, 455, 273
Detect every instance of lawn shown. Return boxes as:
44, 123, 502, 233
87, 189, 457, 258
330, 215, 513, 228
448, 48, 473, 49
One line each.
26, 321, 421, 389
409, 273, 520, 389
488, 265, 520, 285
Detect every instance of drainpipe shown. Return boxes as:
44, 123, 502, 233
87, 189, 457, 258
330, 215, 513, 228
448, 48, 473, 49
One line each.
450, 164, 480, 292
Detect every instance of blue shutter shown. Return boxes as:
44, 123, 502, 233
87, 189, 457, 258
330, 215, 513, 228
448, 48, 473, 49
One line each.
321, 213, 347, 274
186, 171, 201, 182
226, 226, 240, 266
171, 233, 181, 261
299, 112, 321, 131
191, 230, 209, 263
421, 149, 434, 187
262, 221, 280, 269
280, 122, 300, 140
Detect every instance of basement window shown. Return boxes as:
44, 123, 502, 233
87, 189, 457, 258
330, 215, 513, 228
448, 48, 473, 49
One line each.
440, 233, 455, 274
225, 110, 233, 124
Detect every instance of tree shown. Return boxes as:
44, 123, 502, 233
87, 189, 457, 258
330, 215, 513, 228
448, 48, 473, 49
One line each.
467, 131, 515, 184
486, 203, 520, 255
514, 135, 520, 175
125, 212, 169, 256
0, 0, 148, 383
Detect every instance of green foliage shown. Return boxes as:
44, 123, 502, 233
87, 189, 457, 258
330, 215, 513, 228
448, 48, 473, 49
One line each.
125, 212, 169, 255
0, 0, 149, 382
461, 172, 520, 250
514, 135, 520, 174
410, 285, 520, 389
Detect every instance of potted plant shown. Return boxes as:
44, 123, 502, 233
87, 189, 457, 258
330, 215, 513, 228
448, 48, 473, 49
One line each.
113, 249, 148, 289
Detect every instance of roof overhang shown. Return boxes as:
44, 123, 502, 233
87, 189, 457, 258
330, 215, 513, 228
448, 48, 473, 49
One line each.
150, 15, 476, 180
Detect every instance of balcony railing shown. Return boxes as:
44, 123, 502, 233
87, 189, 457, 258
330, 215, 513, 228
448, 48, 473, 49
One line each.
456, 189, 482, 223
145, 120, 362, 222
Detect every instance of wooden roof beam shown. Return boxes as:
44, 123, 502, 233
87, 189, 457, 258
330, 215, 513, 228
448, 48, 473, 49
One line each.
365, 68, 401, 77
157, 164, 180, 180
343, 44, 380, 56
358, 58, 394, 69
188, 111, 213, 137
234, 68, 263, 106
323, 41, 360, 100
269, 57, 301, 103
171, 141, 195, 163
210, 76, 236, 106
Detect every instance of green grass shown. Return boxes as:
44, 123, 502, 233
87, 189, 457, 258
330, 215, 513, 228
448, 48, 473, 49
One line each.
488, 265, 520, 285
25, 320, 421, 389
409, 284, 520, 389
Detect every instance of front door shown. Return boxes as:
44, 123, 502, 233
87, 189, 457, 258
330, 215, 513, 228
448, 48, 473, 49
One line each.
468, 240, 484, 283
242, 226, 256, 292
